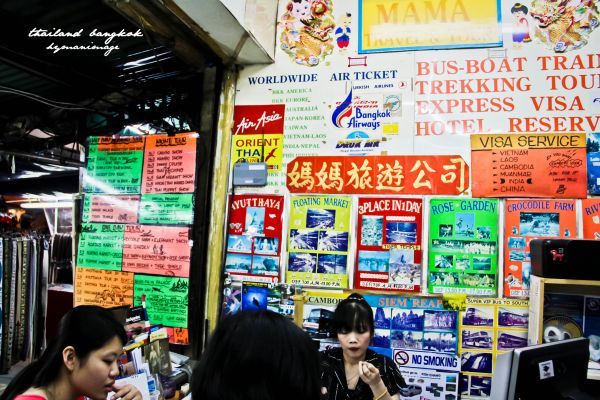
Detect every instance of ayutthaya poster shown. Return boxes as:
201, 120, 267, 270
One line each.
354, 197, 423, 292
286, 195, 351, 288
224, 194, 284, 282
428, 199, 499, 296
503, 199, 577, 298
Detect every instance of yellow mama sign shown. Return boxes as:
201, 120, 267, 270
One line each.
359, 0, 502, 52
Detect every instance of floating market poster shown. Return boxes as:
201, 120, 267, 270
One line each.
458, 297, 529, 399
471, 133, 586, 198
503, 199, 577, 298
287, 195, 351, 288
141, 133, 197, 194
83, 136, 145, 194
363, 294, 460, 400
76, 223, 125, 271
428, 199, 499, 296
224, 194, 284, 281
133, 275, 188, 328
582, 198, 600, 240
355, 197, 423, 292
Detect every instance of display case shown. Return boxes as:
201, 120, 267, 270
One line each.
528, 275, 600, 380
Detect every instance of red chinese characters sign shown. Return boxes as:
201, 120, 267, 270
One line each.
286, 155, 469, 195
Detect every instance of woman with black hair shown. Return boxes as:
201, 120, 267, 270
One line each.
321, 293, 406, 400
192, 309, 321, 400
1, 305, 141, 400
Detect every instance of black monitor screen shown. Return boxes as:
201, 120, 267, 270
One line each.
511, 337, 591, 399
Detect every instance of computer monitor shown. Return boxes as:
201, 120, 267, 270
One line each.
491, 337, 596, 400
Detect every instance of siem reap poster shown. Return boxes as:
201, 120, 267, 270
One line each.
224, 194, 284, 282
503, 199, 577, 298
354, 197, 423, 292
286, 195, 351, 288
428, 199, 499, 296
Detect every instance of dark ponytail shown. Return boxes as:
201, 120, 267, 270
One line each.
0, 305, 126, 400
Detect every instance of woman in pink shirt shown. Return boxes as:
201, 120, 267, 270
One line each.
0, 306, 141, 400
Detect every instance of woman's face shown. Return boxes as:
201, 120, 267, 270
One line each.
338, 329, 372, 361
70, 336, 122, 400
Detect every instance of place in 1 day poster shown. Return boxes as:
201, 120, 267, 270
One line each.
428, 199, 499, 296
355, 197, 423, 292
458, 297, 529, 399
363, 294, 460, 400
582, 198, 600, 240
503, 199, 577, 298
224, 194, 284, 281
287, 195, 351, 288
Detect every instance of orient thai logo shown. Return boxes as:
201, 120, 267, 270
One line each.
331, 89, 353, 128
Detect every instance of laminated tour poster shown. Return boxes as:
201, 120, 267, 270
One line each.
458, 297, 529, 399
83, 136, 145, 194
77, 223, 125, 271
224, 194, 284, 282
503, 199, 577, 298
355, 197, 423, 292
287, 195, 351, 288
133, 275, 188, 328
428, 199, 499, 296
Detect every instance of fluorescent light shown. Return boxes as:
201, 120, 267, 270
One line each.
21, 201, 72, 209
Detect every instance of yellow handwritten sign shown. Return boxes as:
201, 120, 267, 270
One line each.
74, 268, 134, 307
360, 0, 502, 52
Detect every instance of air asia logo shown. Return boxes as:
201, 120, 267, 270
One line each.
335, 131, 381, 155
331, 89, 391, 131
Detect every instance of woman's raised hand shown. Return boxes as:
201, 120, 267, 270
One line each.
357, 361, 381, 386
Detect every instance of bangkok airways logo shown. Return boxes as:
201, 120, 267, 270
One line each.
331, 89, 353, 128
